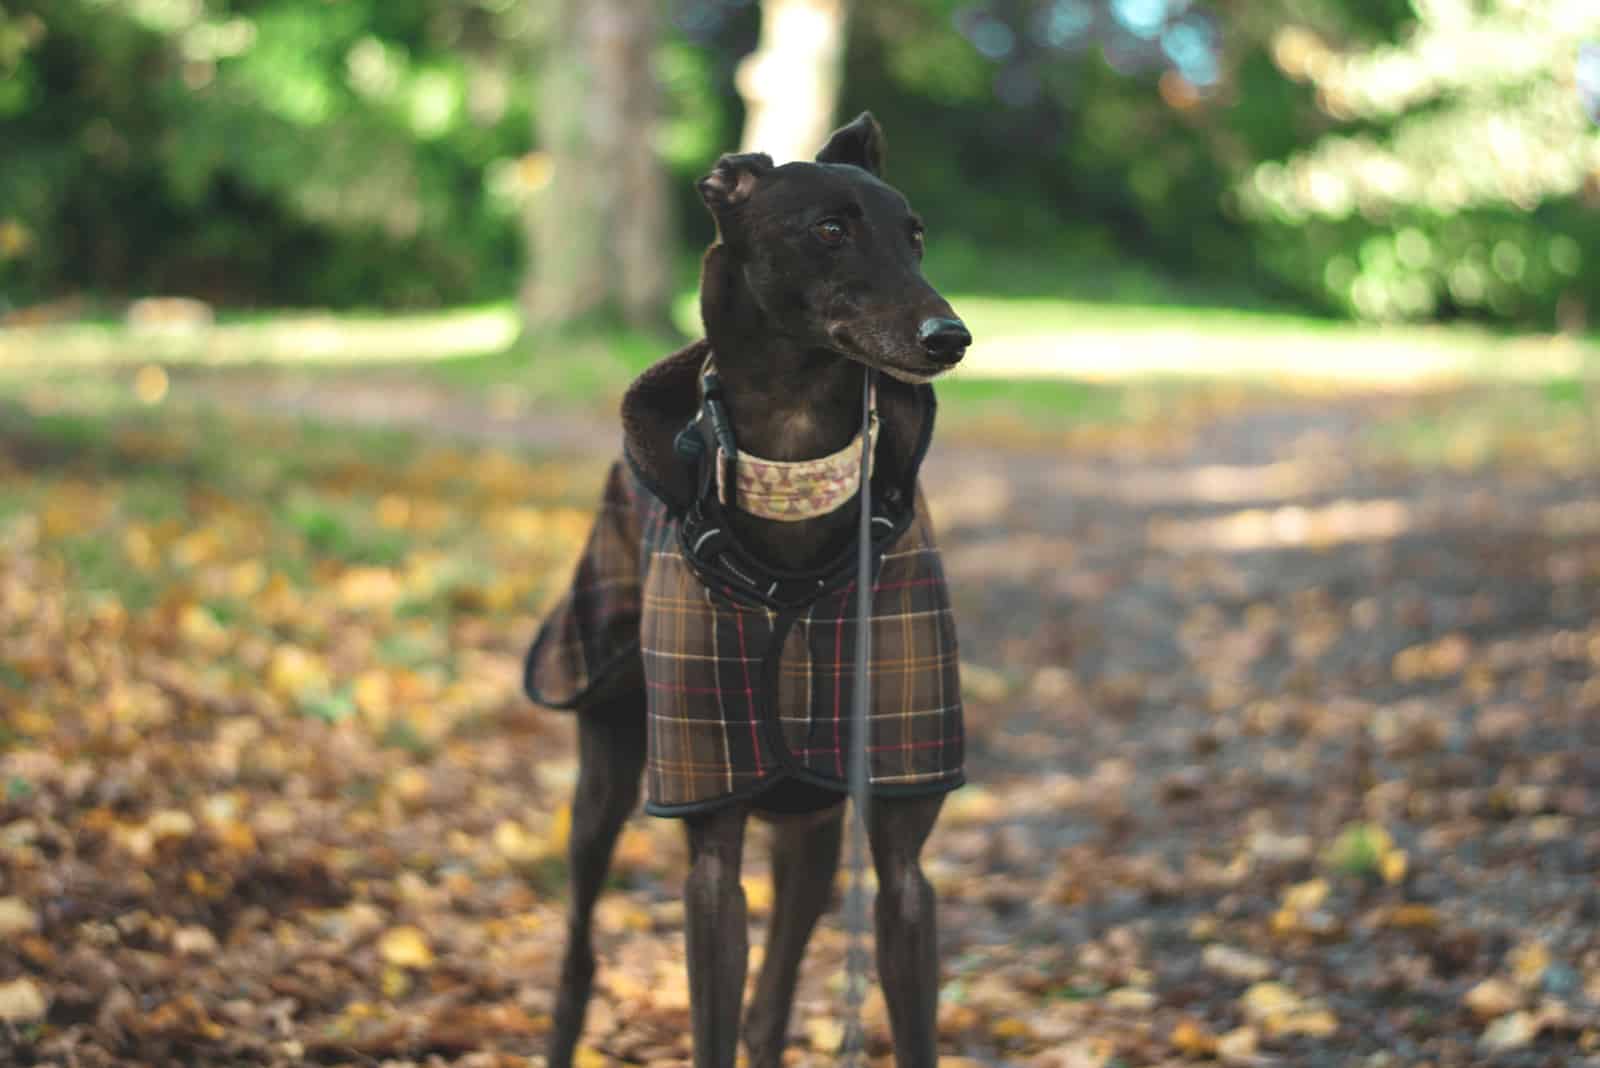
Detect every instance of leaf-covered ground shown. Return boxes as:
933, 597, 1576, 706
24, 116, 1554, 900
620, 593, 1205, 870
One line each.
2, 378, 1599, 1067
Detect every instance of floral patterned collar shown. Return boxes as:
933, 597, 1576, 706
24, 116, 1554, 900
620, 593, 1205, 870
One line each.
702, 356, 879, 523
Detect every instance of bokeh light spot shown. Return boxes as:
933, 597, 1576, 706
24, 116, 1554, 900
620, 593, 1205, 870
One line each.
1111, 0, 1171, 40
134, 365, 170, 406
1549, 235, 1582, 276
970, 17, 1017, 61
1036, 0, 1094, 49
1162, 16, 1220, 87
1579, 41, 1600, 123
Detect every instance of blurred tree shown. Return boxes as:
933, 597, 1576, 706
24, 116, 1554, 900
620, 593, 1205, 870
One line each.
522, 0, 674, 334
1242, 0, 1600, 324
737, 0, 848, 162
841, 0, 1267, 299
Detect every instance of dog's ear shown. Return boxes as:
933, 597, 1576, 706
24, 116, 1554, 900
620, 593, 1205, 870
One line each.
815, 111, 885, 176
698, 152, 774, 213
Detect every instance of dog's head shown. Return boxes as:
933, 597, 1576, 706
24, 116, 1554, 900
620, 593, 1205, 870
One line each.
698, 112, 971, 383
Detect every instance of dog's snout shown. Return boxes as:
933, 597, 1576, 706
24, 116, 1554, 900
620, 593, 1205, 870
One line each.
918, 317, 971, 364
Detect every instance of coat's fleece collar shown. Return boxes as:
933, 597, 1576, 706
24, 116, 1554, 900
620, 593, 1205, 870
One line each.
619, 339, 936, 514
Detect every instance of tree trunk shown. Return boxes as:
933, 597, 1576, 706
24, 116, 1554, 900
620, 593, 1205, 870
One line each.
522, 0, 673, 334
737, 0, 849, 163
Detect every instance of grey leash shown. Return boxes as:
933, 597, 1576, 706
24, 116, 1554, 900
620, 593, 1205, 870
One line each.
839, 367, 876, 1066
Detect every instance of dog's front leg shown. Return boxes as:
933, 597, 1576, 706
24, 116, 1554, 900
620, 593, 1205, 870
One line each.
743, 807, 844, 1067
869, 794, 945, 1068
683, 803, 750, 1068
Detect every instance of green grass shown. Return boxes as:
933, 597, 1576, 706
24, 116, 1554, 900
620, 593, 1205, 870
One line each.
1365, 380, 1600, 472
430, 327, 665, 402
0, 395, 618, 759
935, 374, 1129, 427
5, 264, 1599, 466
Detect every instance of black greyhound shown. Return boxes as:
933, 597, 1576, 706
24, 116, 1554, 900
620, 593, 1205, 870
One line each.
534, 112, 971, 1068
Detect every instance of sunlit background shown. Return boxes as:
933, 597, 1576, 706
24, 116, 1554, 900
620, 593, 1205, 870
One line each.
4, 3, 1600, 1067
3, 0, 1597, 330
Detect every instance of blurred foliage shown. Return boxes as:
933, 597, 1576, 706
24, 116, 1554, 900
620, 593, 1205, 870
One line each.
0, 0, 544, 306
1242, 0, 1600, 324
1, 0, 1596, 327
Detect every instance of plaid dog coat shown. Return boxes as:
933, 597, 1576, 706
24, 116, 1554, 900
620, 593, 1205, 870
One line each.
524, 342, 964, 816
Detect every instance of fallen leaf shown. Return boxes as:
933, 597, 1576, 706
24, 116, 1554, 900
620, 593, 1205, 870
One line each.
1274, 1007, 1338, 1037
0, 896, 38, 937
149, 808, 197, 839
137, 995, 224, 1040
377, 925, 435, 969
1216, 1026, 1264, 1066
1104, 987, 1158, 1011
807, 1015, 844, 1052
381, 965, 411, 998
1510, 941, 1551, 988
179, 603, 230, 652
548, 803, 572, 854
1380, 848, 1408, 884
1028, 1039, 1115, 1068
1376, 903, 1439, 930
1240, 981, 1301, 1021
494, 819, 546, 862
173, 925, 219, 956
1271, 875, 1340, 939
1481, 1010, 1540, 1051
1464, 977, 1523, 1019
0, 977, 47, 1022
1270, 905, 1342, 940
267, 644, 330, 701
1204, 944, 1274, 981
1247, 830, 1313, 863
1238, 980, 1337, 1038
961, 661, 1010, 703
938, 1001, 981, 1037
742, 876, 774, 917
1281, 877, 1330, 913
1171, 1016, 1219, 1056
993, 1015, 1036, 1040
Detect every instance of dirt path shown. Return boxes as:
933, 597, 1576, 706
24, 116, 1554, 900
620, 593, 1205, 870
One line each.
224, 379, 1599, 1064
17, 376, 1594, 1067
922, 403, 1599, 1066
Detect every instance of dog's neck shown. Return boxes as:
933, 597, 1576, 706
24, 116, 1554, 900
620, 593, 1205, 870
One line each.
699, 244, 866, 569
700, 245, 865, 465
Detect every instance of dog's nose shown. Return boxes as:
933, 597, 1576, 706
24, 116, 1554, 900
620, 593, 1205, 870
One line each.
918, 317, 971, 364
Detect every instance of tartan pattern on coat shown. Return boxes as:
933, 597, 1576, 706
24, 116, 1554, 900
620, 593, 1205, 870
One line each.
526, 459, 964, 815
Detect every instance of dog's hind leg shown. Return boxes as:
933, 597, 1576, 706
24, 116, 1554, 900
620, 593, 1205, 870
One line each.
684, 803, 750, 1068
868, 793, 945, 1068
742, 806, 844, 1068
547, 702, 647, 1068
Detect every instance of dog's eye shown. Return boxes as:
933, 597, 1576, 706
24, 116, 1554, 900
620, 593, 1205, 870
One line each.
910, 226, 926, 256
813, 219, 846, 245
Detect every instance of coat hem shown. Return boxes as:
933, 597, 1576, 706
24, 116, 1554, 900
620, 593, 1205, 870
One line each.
522, 633, 641, 711
643, 769, 965, 819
